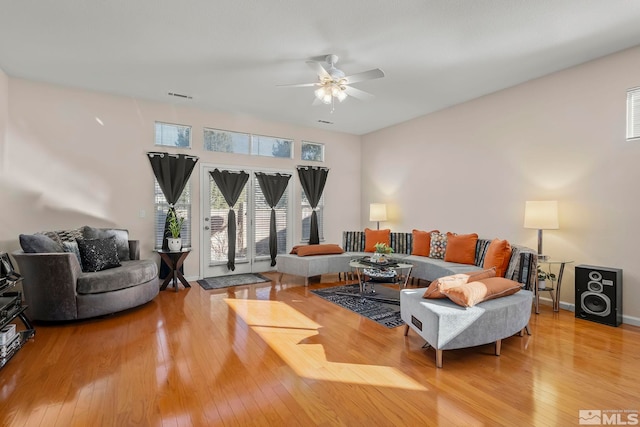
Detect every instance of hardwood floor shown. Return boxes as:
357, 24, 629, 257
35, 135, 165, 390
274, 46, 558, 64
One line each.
2, 272, 639, 426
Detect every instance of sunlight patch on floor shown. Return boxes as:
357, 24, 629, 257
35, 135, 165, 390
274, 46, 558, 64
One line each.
225, 299, 427, 391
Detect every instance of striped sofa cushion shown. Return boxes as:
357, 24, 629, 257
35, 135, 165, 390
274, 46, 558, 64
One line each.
342, 231, 413, 254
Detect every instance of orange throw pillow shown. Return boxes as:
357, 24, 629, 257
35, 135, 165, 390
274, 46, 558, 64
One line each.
423, 267, 497, 299
444, 233, 478, 265
411, 229, 439, 256
441, 277, 522, 307
364, 228, 391, 253
296, 244, 345, 257
483, 239, 512, 277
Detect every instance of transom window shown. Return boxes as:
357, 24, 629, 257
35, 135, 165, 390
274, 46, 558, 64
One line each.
155, 122, 191, 148
204, 128, 293, 158
301, 141, 325, 162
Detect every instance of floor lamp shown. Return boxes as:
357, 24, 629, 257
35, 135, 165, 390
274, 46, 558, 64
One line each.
369, 203, 387, 230
524, 201, 559, 260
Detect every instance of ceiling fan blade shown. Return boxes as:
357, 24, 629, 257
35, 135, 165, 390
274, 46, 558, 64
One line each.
306, 60, 331, 80
276, 82, 318, 88
343, 68, 385, 84
311, 97, 323, 106
343, 85, 375, 101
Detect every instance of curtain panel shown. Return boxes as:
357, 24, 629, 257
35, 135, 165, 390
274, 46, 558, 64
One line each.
210, 169, 250, 271
297, 166, 329, 245
255, 172, 291, 266
147, 152, 198, 249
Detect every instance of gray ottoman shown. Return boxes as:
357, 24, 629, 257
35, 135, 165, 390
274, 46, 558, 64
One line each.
400, 288, 533, 368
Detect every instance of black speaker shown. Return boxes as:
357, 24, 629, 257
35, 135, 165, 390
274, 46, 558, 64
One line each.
575, 264, 622, 327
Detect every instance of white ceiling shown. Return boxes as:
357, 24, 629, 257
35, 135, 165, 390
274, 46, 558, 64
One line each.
2, 1, 640, 135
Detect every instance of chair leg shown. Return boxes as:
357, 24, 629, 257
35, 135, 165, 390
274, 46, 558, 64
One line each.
436, 350, 443, 368
403, 324, 410, 336
495, 339, 502, 356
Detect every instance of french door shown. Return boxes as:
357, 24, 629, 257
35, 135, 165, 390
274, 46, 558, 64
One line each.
201, 165, 292, 277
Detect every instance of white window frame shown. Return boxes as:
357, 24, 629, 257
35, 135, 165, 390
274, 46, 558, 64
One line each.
301, 191, 324, 243
154, 180, 192, 249
155, 122, 192, 148
627, 87, 640, 141
301, 141, 325, 162
203, 128, 293, 158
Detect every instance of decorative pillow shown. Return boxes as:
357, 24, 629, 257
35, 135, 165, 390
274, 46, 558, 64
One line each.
364, 228, 391, 253
19, 234, 64, 253
76, 236, 121, 272
444, 233, 478, 265
483, 238, 512, 277
411, 229, 439, 257
82, 226, 130, 261
296, 244, 345, 257
63, 241, 83, 265
423, 267, 497, 299
53, 228, 84, 243
441, 277, 522, 307
428, 232, 448, 259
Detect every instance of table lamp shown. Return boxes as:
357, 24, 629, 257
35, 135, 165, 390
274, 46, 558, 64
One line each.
369, 203, 387, 230
524, 200, 559, 260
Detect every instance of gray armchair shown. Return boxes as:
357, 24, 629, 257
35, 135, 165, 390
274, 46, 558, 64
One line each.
12, 229, 159, 321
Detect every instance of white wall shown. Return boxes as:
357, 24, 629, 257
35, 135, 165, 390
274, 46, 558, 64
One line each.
362, 45, 640, 321
0, 67, 7, 170
1, 78, 361, 278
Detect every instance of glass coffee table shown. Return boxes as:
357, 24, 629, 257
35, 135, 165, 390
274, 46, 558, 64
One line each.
348, 257, 413, 303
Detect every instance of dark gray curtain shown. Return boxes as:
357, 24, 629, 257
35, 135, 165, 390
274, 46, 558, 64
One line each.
210, 169, 249, 271
255, 172, 291, 266
297, 166, 329, 245
147, 152, 198, 249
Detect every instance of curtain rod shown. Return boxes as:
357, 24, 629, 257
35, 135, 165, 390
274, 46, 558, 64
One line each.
296, 165, 329, 171
147, 152, 199, 161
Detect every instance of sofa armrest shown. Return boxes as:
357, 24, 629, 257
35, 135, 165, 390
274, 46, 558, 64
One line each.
128, 240, 140, 260
11, 251, 82, 321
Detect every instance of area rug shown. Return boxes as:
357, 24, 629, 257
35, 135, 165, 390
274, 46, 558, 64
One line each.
197, 273, 271, 290
311, 284, 404, 328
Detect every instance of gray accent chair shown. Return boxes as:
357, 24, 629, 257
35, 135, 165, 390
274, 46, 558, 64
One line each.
12, 228, 159, 321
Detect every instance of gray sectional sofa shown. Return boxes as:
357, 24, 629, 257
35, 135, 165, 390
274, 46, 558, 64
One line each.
12, 226, 159, 321
277, 231, 537, 289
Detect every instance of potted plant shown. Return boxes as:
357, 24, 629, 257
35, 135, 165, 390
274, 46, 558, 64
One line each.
166, 210, 185, 251
537, 267, 556, 290
372, 242, 394, 263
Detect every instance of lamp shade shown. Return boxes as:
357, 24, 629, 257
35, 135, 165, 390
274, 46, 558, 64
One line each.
369, 203, 387, 222
524, 201, 559, 230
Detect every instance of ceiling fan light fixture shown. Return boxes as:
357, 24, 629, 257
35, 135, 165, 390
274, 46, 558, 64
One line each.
336, 88, 347, 102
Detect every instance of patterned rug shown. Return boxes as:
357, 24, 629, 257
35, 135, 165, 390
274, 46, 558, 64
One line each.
197, 273, 271, 290
311, 283, 404, 328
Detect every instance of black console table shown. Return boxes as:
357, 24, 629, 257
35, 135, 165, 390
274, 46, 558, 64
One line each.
1, 278, 35, 369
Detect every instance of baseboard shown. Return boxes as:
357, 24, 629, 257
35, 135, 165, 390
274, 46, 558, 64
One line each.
539, 297, 640, 326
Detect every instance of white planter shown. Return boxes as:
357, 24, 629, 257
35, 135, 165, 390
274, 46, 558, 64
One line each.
167, 238, 182, 252
538, 279, 546, 290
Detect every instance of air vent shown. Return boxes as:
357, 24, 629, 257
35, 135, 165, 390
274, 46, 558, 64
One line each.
168, 92, 193, 100
317, 119, 333, 124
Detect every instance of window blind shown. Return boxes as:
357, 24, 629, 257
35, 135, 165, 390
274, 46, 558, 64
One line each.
627, 87, 640, 140
154, 180, 192, 249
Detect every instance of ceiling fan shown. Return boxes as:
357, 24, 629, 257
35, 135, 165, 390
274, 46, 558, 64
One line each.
279, 54, 385, 111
